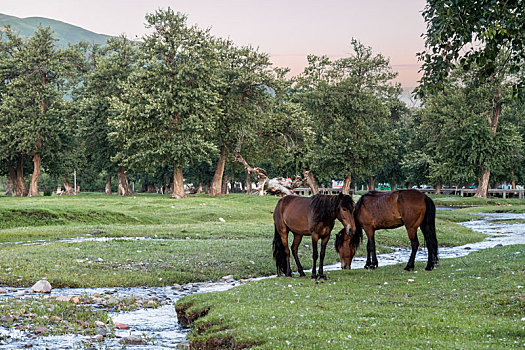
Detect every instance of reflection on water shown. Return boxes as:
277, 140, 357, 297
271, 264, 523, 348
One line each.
1, 211, 524, 349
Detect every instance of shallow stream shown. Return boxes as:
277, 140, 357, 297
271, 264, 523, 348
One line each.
1, 211, 524, 349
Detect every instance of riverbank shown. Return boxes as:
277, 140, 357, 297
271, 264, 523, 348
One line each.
177, 245, 525, 349
0, 193, 523, 348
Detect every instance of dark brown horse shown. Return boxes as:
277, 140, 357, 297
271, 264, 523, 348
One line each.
273, 193, 356, 279
335, 189, 438, 271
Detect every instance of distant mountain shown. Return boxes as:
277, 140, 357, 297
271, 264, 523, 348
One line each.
0, 13, 112, 47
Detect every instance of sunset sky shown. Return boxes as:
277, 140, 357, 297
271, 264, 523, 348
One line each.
1, 0, 427, 87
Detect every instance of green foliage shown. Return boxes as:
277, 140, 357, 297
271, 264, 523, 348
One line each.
111, 9, 221, 172
294, 39, 401, 184
418, 0, 525, 96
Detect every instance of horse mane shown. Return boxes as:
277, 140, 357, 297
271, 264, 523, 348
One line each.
310, 193, 354, 224
310, 194, 341, 223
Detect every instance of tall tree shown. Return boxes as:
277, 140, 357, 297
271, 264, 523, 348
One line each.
111, 9, 221, 198
208, 41, 273, 196
295, 40, 400, 194
78, 37, 137, 196
0, 26, 79, 196
418, 0, 525, 197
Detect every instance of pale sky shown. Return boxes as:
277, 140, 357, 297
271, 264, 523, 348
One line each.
0, 0, 427, 87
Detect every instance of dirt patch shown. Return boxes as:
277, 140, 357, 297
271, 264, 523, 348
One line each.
176, 303, 259, 349
175, 303, 210, 328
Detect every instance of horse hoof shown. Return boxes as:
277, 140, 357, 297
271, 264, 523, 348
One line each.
311, 274, 317, 280
425, 265, 434, 271
404, 266, 414, 271
319, 275, 327, 280
299, 273, 307, 278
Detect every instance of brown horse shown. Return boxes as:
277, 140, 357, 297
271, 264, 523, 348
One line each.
273, 193, 356, 279
335, 189, 438, 271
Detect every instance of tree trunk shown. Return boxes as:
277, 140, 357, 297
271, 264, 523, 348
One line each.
14, 156, 28, 197
105, 176, 112, 195
164, 176, 171, 194
434, 181, 442, 195
476, 88, 502, 198
511, 170, 516, 189
28, 153, 42, 197
391, 169, 397, 190
368, 176, 375, 191
303, 169, 319, 195
210, 145, 227, 196
197, 183, 203, 194
117, 166, 133, 196
5, 162, 15, 197
171, 166, 186, 199
475, 168, 490, 198
221, 174, 229, 194
245, 171, 252, 194
342, 174, 352, 195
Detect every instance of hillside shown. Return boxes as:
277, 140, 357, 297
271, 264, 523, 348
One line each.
0, 13, 111, 46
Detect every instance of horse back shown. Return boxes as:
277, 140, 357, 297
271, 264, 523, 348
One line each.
357, 189, 426, 230
273, 195, 311, 235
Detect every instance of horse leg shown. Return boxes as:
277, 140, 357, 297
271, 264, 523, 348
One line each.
291, 234, 306, 277
404, 227, 419, 271
311, 234, 319, 279
364, 229, 378, 269
317, 235, 330, 280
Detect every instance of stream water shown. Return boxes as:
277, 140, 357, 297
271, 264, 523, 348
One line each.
1, 211, 524, 349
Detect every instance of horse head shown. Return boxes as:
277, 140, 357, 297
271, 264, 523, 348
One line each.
336, 193, 356, 236
334, 226, 362, 269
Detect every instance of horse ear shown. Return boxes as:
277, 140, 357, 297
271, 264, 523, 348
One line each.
338, 193, 344, 200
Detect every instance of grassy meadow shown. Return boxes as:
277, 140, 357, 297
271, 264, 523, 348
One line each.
0, 193, 499, 287
0, 192, 523, 348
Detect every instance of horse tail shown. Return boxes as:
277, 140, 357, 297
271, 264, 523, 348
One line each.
272, 224, 287, 275
422, 195, 438, 267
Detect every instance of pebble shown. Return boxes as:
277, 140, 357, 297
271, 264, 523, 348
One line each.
94, 321, 105, 327
94, 327, 107, 336
56, 296, 71, 302
93, 334, 104, 342
114, 322, 130, 330
222, 275, 234, 281
121, 336, 144, 345
34, 327, 47, 335
1, 315, 14, 322
0, 288, 6, 294
172, 284, 182, 289
31, 280, 52, 293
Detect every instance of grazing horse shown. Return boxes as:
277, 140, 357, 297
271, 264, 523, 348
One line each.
273, 193, 356, 279
335, 189, 438, 271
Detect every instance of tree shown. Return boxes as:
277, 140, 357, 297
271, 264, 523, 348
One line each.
418, 0, 525, 197
0, 27, 26, 196
0, 26, 81, 196
208, 41, 274, 196
78, 37, 138, 196
111, 9, 221, 198
295, 40, 401, 194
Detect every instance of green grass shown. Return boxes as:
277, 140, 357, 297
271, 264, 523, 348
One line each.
0, 193, 516, 287
177, 245, 525, 349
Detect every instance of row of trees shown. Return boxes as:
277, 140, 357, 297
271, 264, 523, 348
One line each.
1, 4, 524, 198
